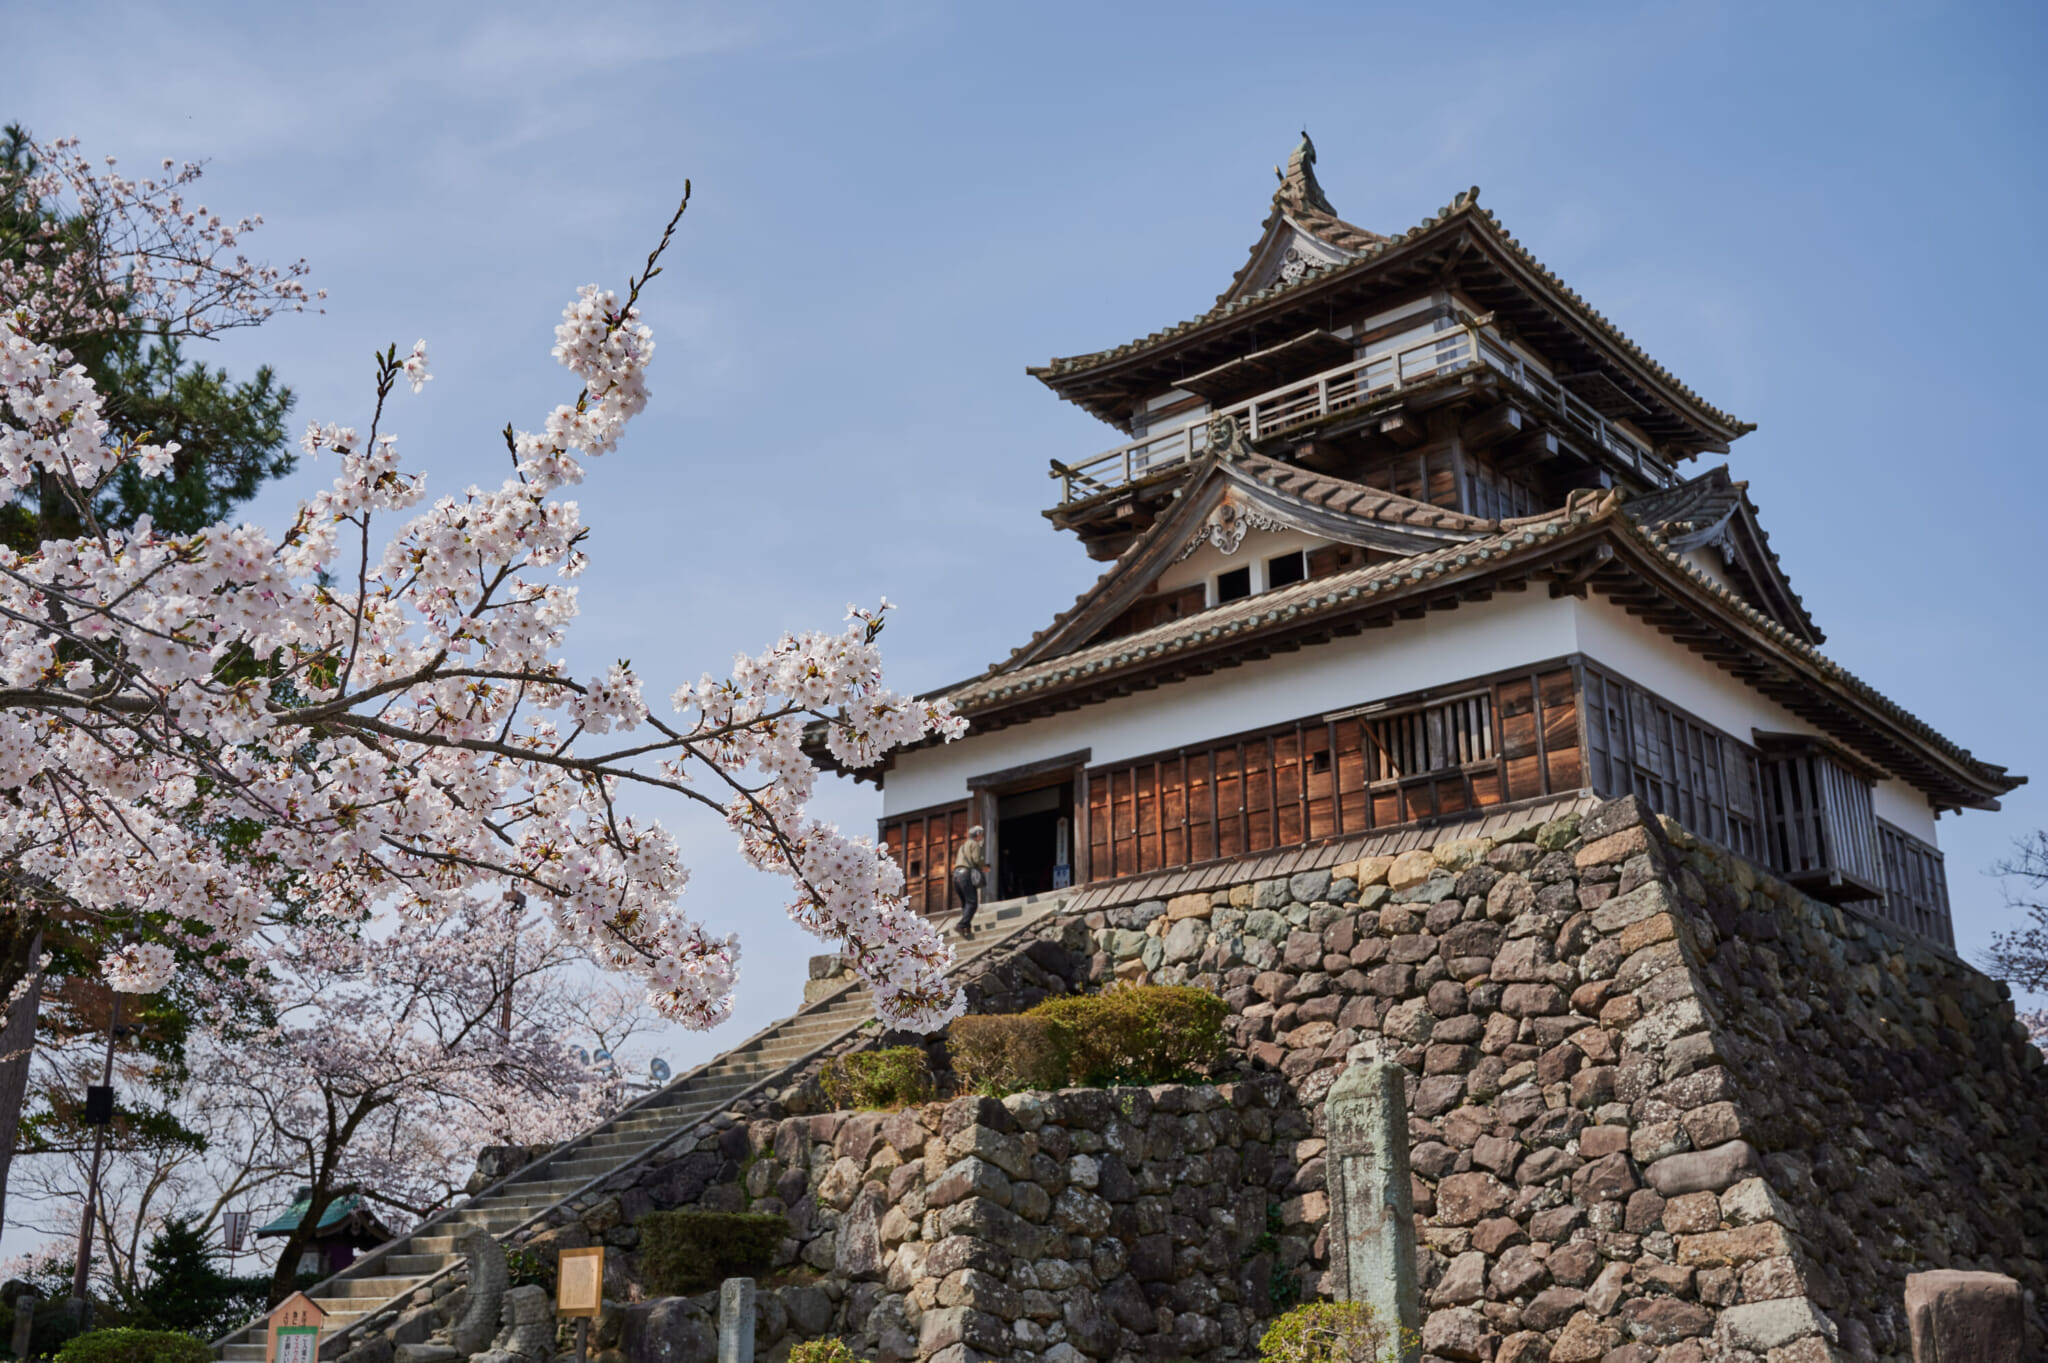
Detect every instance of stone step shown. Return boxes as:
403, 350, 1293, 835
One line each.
206, 954, 1071, 1355
322, 1274, 423, 1300
386, 1252, 459, 1275
482, 1176, 587, 1199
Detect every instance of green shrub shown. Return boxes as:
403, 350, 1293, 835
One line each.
948, 985, 1229, 1093
1030, 984, 1229, 1086
638, 1211, 790, 1294
505, 1243, 557, 1293
1257, 1301, 1412, 1363
786, 1340, 870, 1363
56, 1328, 213, 1363
948, 1015, 1065, 1096
818, 1047, 934, 1110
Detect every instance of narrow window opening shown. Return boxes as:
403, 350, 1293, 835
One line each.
1267, 550, 1307, 589
1216, 566, 1252, 603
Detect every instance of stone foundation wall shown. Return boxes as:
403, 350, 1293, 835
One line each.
1072, 794, 2048, 1362
460, 794, 2048, 1363
530, 1082, 1303, 1363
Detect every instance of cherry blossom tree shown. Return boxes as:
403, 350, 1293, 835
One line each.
0, 136, 967, 1043
11, 905, 656, 1308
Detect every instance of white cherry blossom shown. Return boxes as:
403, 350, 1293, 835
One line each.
0, 180, 967, 1033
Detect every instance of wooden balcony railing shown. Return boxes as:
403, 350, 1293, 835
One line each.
1048, 314, 1675, 508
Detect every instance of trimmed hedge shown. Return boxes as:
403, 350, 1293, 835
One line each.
1032, 984, 1228, 1085
949, 985, 1229, 1094
56, 1329, 212, 1363
818, 1046, 934, 1110
949, 1015, 1064, 1095
637, 1210, 790, 1294
786, 1340, 871, 1363
1257, 1301, 1411, 1363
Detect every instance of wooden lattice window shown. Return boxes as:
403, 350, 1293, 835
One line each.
1756, 735, 1883, 904
1868, 820, 1953, 948
1581, 664, 1762, 859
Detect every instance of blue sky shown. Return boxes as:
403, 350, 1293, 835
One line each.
12, 0, 2048, 1067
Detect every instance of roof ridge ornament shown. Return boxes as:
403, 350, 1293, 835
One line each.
1205, 413, 1254, 463
1273, 131, 1337, 218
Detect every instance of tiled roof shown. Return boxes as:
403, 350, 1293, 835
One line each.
1608, 507, 2009, 794
1624, 466, 1821, 645
1236, 450, 1499, 533
1030, 186, 1752, 441
935, 490, 2018, 805
1215, 135, 1386, 306
947, 499, 1595, 708
1061, 793, 1594, 915
996, 451, 1500, 675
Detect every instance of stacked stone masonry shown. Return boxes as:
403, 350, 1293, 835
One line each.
494, 1082, 1304, 1363
1074, 795, 2048, 1361
376, 796, 2046, 1363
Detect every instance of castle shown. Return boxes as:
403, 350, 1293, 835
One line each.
250, 142, 2046, 1363
862, 135, 2018, 949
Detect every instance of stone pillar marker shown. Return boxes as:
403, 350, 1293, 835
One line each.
1325, 1059, 1420, 1361
718, 1277, 757, 1363
1904, 1269, 2023, 1362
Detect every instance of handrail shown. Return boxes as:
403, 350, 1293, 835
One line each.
217, 893, 1069, 1360
1047, 314, 1671, 508
304, 1000, 882, 1358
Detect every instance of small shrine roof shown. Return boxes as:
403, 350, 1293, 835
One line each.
255, 1190, 388, 1241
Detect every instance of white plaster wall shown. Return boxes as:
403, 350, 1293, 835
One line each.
1152, 526, 1332, 603
1362, 295, 1439, 333
883, 592, 1582, 814
1567, 595, 1939, 841
891, 585, 1946, 844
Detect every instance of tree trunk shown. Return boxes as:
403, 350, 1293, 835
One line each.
0, 922, 44, 1231
267, 1181, 340, 1307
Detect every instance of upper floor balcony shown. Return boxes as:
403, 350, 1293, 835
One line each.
1047, 312, 1678, 517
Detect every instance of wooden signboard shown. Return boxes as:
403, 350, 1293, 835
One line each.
557, 1245, 605, 1319
265, 1291, 327, 1363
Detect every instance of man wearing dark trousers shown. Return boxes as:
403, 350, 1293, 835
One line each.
952, 826, 988, 936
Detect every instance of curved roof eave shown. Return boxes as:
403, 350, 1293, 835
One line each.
1030, 190, 1752, 450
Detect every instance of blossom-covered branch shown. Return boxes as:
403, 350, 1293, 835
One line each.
1, 133, 319, 348
0, 169, 967, 1033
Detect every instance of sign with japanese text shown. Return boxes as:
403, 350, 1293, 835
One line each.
265, 1292, 326, 1363
557, 1245, 605, 1318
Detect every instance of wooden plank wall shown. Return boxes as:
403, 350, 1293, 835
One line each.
1084, 665, 1580, 883
877, 801, 971, 918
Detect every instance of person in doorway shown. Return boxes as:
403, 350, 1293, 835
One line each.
952, 826, 989, 936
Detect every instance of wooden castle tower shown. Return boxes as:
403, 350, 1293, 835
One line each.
856, 136, 2020, 947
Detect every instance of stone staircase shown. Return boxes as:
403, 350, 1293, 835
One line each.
214, 893, 1068, 1361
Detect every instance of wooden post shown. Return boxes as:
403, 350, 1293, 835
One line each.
69, 993, 120, 1315
558, 1245, 604, 1363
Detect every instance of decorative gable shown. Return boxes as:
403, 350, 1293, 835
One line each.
1231, 219, 1357, 301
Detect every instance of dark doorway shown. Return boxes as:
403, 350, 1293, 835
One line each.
997, 783, 1074, 899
